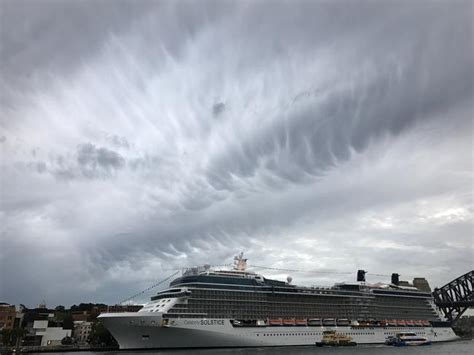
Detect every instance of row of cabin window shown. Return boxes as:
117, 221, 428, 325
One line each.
258, 332, 376, 337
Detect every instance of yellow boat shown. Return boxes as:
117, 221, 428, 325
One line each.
316, 330, 357, 347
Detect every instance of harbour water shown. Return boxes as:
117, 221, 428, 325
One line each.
29, 339, 473, 354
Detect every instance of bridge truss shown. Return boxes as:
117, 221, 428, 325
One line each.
433, 270, 474, 322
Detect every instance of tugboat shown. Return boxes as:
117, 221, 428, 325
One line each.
316, 330, 357, 347
392, 332, 431, 346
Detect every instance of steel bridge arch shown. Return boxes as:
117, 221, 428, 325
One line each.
433, 270, 474, 322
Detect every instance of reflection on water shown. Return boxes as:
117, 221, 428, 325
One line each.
30, 340, 474, 355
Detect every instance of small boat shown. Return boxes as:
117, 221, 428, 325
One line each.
316, 330, 357, 347
283, 319, 296, 326
397, 320, 406, 326
392, 332, 431, 346
422, 320, 431, 326
414, 320, 424, 327
406, 320, 414, 327
388, 320, 398, 326
385, 336, 396, 345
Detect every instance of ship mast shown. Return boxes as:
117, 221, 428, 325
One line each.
233, 252, 247, 271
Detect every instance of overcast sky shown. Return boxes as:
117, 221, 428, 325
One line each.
0, 0, 472, 308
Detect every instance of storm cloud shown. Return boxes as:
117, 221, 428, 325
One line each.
0, 0, 472, 307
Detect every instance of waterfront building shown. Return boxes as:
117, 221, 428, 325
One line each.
71, 311, 89, 322
0, 303, 16, 330
97, 305, 142, 313
73, 321, 92, 344
33, 320, 71, 346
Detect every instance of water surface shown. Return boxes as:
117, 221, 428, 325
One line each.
31, 340, 473, 354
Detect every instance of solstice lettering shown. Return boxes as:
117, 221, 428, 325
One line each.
200, 319, 225, 326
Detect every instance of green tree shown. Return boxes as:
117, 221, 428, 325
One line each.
88, 321, 118, 347
1, 328, 28, 346
1, 329, 12, 346
62, 314, 74, 330
61, 336, 73, 345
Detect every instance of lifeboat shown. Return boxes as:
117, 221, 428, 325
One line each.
308, 318, 322, 326
422, 320, 431, 326
322, 318, 336, 326
295, 319, 308, 326
283, 319, 296, 326
231, 319, 242, 327
388, 320, 398, 326
337, 318, 350, 326
406, 320, 414, 327
397, 320, 406, 326
414, 320, 423, 327
269, 318, 283, 326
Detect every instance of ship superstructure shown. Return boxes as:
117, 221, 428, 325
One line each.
99, 253, 458, 349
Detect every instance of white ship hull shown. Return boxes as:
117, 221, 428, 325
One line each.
98, 313, 458, 349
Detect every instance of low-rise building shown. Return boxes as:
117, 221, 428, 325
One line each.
33, 319, 71, 346
40, 328, 72, 346
97, 304, 142, 313
0, 303, 16, 330
73, 321, 92, 344
72, 311, 89, 322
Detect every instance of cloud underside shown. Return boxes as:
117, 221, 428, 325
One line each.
0, 0, 472, 306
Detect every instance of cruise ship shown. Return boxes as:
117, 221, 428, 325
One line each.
98, 253, 458, 349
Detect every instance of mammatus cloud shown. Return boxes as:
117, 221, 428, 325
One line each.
75, 143, 125, 179
0, 0, 472, 307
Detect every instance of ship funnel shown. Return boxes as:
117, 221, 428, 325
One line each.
391, 273, 400, 285
357, 270, 367, 282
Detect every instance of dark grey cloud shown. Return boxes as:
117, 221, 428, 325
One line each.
212, 102, 226, 117
107, 135, 130, 149
48, 143, 126, 180
0, 0, 156, 104
77, 143, 125, 175
0, 0, 472, 307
